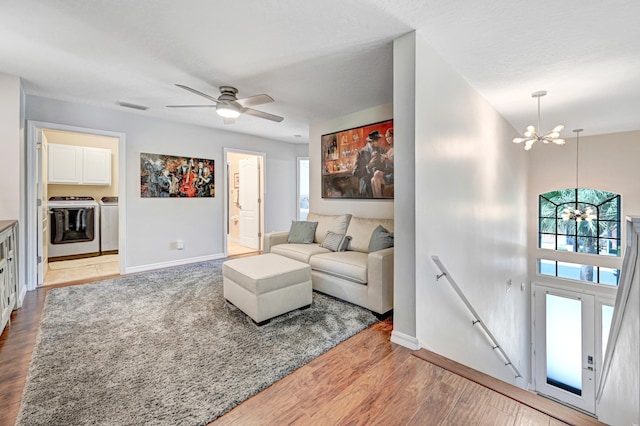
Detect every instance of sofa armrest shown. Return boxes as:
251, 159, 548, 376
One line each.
264, 231, 290, 253
367, 247, 394, 314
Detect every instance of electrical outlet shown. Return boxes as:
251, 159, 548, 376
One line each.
176, 240, 184, 250
506, 279, 512, 292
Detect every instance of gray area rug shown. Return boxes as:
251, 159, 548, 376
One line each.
17, 259, 377, 426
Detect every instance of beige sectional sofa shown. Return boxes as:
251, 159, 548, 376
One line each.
264, 213, 393, 316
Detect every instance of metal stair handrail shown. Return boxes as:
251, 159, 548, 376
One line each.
431, 255, 522, 379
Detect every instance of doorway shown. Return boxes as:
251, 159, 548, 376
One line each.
224, 149, 265, 257
26, 121, 126, 290
297, 157, 309, 221
533, 283, 614, 414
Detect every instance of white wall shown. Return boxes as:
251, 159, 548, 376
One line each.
26, 96, 306, 271
0, 73, 26, 302
391, 32, 418, 347
0, 74, 21, 220
413, 31, 530, 386
309, 104, 394, 219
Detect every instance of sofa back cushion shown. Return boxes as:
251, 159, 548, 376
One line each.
306, 213, 352, 244
346, 217, 394, 253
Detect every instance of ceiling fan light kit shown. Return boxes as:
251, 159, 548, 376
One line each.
216, 104, 241, 118
513, 91, 565, 150
167, 84, 284, 124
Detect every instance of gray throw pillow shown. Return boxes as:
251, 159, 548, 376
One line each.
320, 231, 352, 252
368, 225, 394, 252
288, 221, 318, 244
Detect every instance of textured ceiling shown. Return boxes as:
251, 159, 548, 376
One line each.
1, 0, 639, 143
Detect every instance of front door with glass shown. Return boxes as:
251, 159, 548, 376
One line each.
534, 285, 596, 413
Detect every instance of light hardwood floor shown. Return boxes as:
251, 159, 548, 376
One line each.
0, 278, 605, 426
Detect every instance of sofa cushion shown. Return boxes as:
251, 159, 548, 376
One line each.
368, 225, 394, 252
306, 213, 352, 244
309, 251, 369, 284
320, 231, 352, 252
287, 221, 318, 244
346, 217, 394, 253
271, 243, 331, 263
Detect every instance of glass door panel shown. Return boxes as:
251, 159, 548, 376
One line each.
534, 285, 595, 414
546, 294, 583, 395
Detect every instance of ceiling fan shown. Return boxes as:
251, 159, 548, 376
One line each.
167, 84, 284, 124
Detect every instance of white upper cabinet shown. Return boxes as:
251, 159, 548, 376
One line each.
82, 146, 112, 185
48, 143, 111, 185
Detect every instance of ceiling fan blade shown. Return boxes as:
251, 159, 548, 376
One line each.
236, 94, 274, 108
166, 104, 217, 108
175, 84, 219, 104
242, 107, 284, 122
223, 117, 236, 125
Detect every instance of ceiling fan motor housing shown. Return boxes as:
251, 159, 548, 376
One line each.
218, 86, 239, 102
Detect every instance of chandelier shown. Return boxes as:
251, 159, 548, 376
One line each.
561, 129, 596, 222
513, 91, 565, 151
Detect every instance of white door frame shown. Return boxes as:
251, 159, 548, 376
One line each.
26, 121, 126, 290
223, 148, 266, 257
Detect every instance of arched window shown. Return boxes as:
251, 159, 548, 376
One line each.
538, 188, 621, 285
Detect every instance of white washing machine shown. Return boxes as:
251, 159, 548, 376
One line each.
48, 196, 100, 258
99, 196, 119, 253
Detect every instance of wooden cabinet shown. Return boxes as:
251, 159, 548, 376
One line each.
48, 143, 112, 185
0, 220, 18, 336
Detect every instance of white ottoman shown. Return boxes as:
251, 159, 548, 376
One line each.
222, 253, 312, 325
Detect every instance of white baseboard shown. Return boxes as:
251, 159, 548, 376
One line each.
391, 330, 421, 350
125, 253, 226, 274
18, 284, 27, 308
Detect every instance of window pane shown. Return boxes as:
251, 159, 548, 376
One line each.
577, 236, 598, 254
540, 218, 557, 233
556, 261, 582, 281
599, 198, 619, 221
559, 219, 576, 236
540, 197, 556, 218
546, 293, 582, 396
539, 259, 556, 276
599, 221, 618, 239
539, 233, 556, 250
577, 221, 597, 237
557, 234, 575, 252
599, 267, 620, 286
599, 239, 621, 257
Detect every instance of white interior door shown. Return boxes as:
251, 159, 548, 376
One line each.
239, 156, 260, 250
36, 131, 48, 285
534, 285, 596, 413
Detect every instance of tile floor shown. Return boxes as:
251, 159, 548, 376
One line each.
228, 240, 260, 257
44, 254, 119, 285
